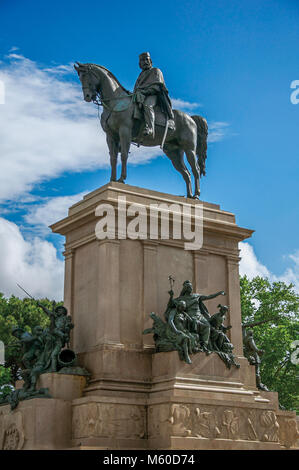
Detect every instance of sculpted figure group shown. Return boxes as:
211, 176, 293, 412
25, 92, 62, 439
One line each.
0, 302, 87, 410
144, 279, 240, 369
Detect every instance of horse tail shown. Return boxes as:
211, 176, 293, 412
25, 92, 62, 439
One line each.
191, 115, 208, 176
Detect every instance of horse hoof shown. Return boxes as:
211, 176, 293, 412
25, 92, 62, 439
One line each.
117, 178, 126, 184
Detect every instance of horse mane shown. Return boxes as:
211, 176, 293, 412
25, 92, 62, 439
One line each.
86, 63, 131, 95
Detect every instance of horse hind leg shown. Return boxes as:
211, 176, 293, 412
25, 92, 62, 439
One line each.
185, 149, 201, 198
164, 145, 192, 198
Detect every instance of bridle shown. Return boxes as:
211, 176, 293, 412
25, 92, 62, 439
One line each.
80, 65, 134, 112
77, 64, 140, 147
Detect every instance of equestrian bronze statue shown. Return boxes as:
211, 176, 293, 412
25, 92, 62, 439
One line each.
74, 53, 208, 198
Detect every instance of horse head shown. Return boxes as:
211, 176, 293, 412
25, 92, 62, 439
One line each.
75, 62, 131, 105
74, 62, 98, 102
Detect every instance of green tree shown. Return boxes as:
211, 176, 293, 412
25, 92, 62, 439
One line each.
0, 293, 62, 383
0, 365, 13, 401
240, 275, 299, 412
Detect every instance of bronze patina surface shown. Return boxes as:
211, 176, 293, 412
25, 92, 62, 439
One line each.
74, 55, 208, 198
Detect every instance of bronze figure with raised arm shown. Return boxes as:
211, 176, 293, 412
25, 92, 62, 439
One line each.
168, 280, 225, 352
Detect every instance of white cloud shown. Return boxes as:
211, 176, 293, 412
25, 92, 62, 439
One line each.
239, 242, 299, 292
24, 192, 88, 235
0, 219, 297, 302
0, 217, 64, 300
208, 121, 230, 142
171, 101, 230, 142
171, 97, 201, 110
0, 81, 4, 105
0, 53, 161, 202
279, 250, 299, 289
239, 242, 271, 278
0, 53, 231, 203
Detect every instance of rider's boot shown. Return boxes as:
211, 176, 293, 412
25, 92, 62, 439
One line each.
143, 105, 155, 138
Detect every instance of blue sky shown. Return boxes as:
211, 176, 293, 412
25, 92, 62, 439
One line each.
0, 0, 298, 299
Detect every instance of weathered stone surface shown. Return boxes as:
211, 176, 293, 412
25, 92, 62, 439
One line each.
51, 182, 252, 359
147, 403, 283, 446
0, 398, 71, 450
2, 183, 296, 450
72, 397, 146, 448
0, 409, 25, 450
37, 373, 87, 401
276, 410, 299, 449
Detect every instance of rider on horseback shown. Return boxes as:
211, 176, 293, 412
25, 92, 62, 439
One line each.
133, 52, 174, 138
75, 59, 208, 197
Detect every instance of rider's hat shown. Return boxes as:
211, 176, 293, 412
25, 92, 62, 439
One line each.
139, 52, 151, 59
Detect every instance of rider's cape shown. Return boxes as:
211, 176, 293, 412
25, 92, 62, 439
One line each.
133, 67, 174, 120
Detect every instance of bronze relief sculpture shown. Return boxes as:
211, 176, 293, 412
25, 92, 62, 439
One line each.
144, 279, 240, 369
0, 295, 89, 410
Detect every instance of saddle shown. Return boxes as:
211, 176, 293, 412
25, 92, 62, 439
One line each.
133, 102, 175, 132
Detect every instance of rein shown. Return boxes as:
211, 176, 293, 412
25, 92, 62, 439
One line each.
84, 66, 134, 112
93, 92, 134, 112
82, 65, 139, 146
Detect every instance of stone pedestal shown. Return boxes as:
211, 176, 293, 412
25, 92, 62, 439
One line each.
0, 399, 71, 450
0, 374, 87, 450
1, 183, 297, 450
50, 182, 298, 450
37, 373, 87, 401
51, 182, 252, 359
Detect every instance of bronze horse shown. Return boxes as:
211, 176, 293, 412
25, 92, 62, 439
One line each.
74, 62, 208, 198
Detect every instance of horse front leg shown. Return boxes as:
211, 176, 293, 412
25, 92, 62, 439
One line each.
118, 127, 131, 183
106, 133, 119, 182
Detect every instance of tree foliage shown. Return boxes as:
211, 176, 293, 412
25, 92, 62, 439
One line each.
0, 280, 298, 412
240, 275, 299, 412
0, 293, 62, 383
0, 365, 13, 401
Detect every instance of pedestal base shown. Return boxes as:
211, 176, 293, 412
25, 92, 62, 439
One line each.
71, 350, 299, 450
37, 373, 87, 401
1, 351, 298, 450
0, 398, 71, 450
2, 184, 296, 450
0, 373, 86, 450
